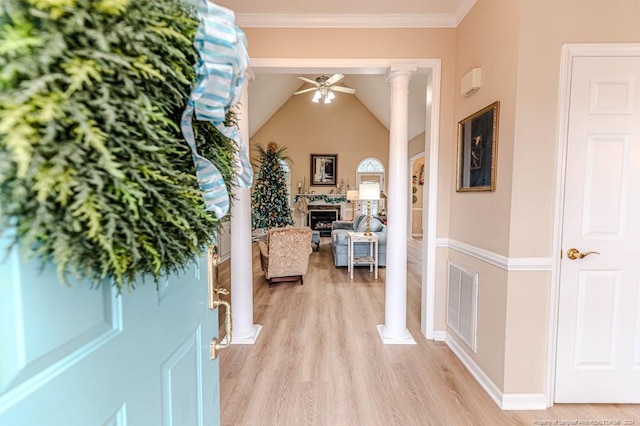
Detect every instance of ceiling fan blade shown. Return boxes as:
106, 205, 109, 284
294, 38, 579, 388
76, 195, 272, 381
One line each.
325, 73, 344, 86
331, 86, 356, 94
297, 76, 319, 85
293, 87, 318, 95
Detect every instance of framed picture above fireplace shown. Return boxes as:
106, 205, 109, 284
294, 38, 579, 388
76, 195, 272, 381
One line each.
310, 154, 338, 186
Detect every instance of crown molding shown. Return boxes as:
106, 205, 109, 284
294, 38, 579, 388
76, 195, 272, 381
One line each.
455, 0, 478, 25
235, 13, 458, 29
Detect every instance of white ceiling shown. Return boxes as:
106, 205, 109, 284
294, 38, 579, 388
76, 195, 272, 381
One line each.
218, 0, 475, 139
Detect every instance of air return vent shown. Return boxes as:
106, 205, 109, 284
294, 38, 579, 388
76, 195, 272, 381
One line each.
447, 261, 478, 352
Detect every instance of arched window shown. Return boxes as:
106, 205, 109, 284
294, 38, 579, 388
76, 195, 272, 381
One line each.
356, 158, 385, 216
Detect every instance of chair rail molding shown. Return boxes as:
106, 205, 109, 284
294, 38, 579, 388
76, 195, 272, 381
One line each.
436, 238, 552, 272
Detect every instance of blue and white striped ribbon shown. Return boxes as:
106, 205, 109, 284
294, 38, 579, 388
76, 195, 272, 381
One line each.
181, 0, 253, 219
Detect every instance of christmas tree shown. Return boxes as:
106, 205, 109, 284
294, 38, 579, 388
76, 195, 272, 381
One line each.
252, 142, 295, 230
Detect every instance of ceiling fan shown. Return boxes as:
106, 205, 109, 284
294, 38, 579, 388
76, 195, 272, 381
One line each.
293, 74, 356, 103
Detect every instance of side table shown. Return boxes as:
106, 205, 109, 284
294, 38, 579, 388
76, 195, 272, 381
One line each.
347, 231, 379, 280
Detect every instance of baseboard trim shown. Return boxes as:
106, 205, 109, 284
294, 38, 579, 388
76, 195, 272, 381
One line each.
444, 333, 504, 408
501, 393, 548, 411
443, 332, 547, 410
432, 330, 446, 341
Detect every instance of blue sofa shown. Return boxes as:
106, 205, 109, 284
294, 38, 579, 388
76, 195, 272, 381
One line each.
331, 215, 387, 267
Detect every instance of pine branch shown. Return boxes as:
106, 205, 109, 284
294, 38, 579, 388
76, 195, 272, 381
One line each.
0, 0, 240, 290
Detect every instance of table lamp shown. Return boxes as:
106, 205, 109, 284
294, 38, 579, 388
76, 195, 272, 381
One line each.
346, 189, 359, 220
358, 182, 380, 236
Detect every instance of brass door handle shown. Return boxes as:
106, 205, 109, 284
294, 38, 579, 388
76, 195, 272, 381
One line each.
207, 244, 220, 310
566, 248, 600, 260
207, 244, 232, 360
210, 299, 231, 360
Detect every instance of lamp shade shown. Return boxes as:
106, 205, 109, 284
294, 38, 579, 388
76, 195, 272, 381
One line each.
346, 189, 359, 201
358, 183, 380, 200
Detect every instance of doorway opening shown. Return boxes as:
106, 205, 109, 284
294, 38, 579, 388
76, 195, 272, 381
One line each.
249, 58, 442, 340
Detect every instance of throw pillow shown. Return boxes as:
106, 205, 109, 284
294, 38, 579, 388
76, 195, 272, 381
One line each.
355, 216, 383, 233
353, 215, 366, 231
369, 217, 384, 232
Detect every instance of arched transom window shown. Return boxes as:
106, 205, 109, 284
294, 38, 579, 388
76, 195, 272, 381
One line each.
356, 157, 385, 190
356, 157, 385, 215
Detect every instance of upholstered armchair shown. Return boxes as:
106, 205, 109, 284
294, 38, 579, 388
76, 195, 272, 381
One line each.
258, 227, 313, 285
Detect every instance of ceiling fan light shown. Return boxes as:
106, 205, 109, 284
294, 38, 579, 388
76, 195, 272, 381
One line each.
311, 90, 321, 103
326, 90, 336, 102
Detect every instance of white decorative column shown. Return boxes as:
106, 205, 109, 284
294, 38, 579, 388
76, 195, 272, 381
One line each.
377, 65, 417, 345
230, 72, 262, 344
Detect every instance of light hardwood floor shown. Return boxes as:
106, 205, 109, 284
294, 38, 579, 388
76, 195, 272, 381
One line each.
218, 238, 639, 425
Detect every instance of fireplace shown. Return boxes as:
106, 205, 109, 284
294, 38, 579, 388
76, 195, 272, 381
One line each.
308, 208, 340, 236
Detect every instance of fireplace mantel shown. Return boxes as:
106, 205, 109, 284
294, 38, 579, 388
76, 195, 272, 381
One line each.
294, 194, 348, 229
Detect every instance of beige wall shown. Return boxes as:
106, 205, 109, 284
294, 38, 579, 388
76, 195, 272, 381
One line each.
451, 0, 521, 255
446, 0, 523, 392
251, 90, 389, 195
244, 28, 456, 60
408, 132, 425, 158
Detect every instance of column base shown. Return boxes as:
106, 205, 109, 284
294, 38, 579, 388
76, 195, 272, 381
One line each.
377, 324, 416, 345
229, 324, 262, 345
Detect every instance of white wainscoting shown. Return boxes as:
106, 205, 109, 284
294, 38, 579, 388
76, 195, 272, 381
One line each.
433, 238, 551, 410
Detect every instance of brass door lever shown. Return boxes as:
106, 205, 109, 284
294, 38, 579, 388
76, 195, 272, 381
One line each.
566, 248, 600, 260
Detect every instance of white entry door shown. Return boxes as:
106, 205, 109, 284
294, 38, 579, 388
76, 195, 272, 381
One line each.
556, 54, 640, 402
0, 240, 222, 424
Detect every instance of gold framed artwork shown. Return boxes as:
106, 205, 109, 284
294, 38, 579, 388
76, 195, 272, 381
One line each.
310, 154, 338, 186
456, 101, 499, 192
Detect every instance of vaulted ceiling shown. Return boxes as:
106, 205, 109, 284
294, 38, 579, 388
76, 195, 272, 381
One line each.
247, 73, 430, 141
214, 0, 476, 139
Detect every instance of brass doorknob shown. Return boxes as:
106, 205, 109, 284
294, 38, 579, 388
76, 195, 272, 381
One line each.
567, 248, 600, 260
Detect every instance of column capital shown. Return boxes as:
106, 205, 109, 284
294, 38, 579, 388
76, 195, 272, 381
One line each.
385, 64, 418, 82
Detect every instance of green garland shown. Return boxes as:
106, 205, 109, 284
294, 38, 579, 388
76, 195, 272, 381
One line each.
294, 194, 347, 204
0, 0, 237, 290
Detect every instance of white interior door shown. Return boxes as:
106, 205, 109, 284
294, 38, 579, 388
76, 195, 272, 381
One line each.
0, 240, 221, 424
556, 55, 640, 402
